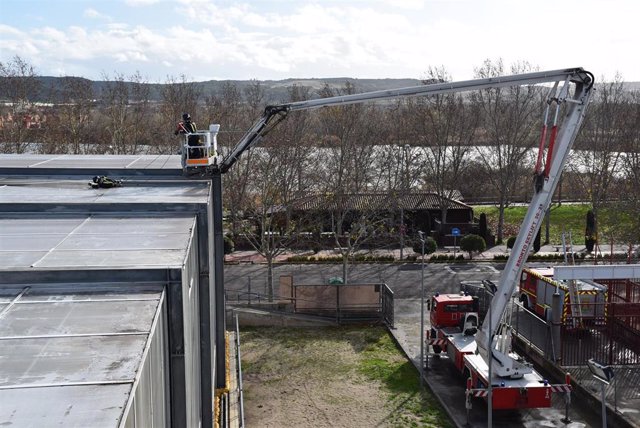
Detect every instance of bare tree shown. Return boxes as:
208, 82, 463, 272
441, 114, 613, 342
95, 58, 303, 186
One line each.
209, 81, 262, 237
471, 59, 541, 243
570, 74, 628, 246
127, 71, 152, 154
160, 74, 201, 154
315, 82, 386, 282
376, 99, 425, 191
240, 85, 314, 301
0, 55, 42, 153
415, 66, 479, 225
624, 90, 640, 260
45, 77, 95, 154
370, 98, 426, 258
100, 72, 131, 154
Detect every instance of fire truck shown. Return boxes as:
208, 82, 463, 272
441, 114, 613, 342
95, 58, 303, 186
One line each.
424, 68, 594, 410
519, 267, 607, 323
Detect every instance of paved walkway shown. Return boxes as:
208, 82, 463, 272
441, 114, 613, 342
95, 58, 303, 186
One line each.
225, 243, 639, 264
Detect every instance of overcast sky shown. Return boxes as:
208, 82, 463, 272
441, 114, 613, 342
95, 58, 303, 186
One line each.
0, 0, 637, 83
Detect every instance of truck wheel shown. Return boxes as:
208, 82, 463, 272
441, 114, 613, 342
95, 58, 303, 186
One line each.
433, 345, 442, 354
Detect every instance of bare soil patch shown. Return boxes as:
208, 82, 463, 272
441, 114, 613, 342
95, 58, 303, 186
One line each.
240, 326, 452, 428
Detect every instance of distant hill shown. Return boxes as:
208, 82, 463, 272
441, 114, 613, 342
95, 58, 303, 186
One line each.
5, 77, 639, 104
15, 76, 424, 104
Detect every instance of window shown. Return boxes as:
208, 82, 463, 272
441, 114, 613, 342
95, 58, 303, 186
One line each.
444, 303, 473, 313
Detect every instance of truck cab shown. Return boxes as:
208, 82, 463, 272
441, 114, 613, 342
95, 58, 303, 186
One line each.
430, 293, 478, 330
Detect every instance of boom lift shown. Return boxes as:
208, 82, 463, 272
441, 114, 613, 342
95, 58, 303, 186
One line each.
210, 68, 593, 175
198, 67, 594, 412
427, 70, 594, 409
180, 124, 223, 171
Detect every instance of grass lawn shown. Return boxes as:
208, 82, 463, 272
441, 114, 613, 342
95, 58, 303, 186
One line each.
473, 203, 592, 244
240, 326, 452, 428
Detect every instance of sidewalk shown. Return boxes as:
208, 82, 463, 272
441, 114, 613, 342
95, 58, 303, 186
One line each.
224, 243, 639, 264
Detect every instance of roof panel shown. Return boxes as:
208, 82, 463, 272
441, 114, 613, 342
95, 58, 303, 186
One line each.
33, 249, 186, 268
18, 284, 163, 302
0, 283, 163, 426
1, 335, 146, 386
0, 384, 131, 426
0, 182, 209, 204
55, 233, 191, 251
0, 154, 182, 170
0, 215, 194, 270
0, 251, 49, 268
0, 218, 85, 235
0, 235, 66, 251
0, 299, 159, 337
80, 216, 195, 234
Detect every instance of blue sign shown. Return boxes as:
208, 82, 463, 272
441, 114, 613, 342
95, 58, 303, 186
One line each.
451, 227, 461, 236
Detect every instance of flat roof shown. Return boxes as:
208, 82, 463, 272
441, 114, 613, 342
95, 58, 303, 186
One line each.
0, 283, 164, 426
0, 177, 210, 206
0, 155, 211, 426
0, 153, 182, 174
0, 214, 196, 270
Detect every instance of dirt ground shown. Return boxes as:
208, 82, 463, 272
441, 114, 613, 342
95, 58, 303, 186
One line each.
240, 326, 451, 428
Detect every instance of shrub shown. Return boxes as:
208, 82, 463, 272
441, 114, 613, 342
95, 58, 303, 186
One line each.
223, 235, 234, 254
585, 209, 596, 252
533, 228, 541, 253
460, 234, 486, 260
412, 236, 437, 255
479, 213, 488, 241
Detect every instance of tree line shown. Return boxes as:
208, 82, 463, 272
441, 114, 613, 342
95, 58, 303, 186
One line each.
2, 55, 639, 275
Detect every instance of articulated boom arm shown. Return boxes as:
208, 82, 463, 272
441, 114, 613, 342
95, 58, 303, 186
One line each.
217, 68, 593, 173
475, 71, 594, 377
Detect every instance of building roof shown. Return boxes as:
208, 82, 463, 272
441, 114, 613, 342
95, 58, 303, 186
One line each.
0, 282, 164, 426
284, 192, 471, 212
0, 214, 196, 269
0, 154, 208, 426
0, 153, 182, 175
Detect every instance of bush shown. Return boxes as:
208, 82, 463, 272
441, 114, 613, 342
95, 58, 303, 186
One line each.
585, 209, 596, 252
286, 254, 397, 263
223, 235, 234, 254
412, 236, 437, 255
460, 234, 486, 260
479, 213, 488, 241
506, 236, 517, 249
533, 228, 541, 253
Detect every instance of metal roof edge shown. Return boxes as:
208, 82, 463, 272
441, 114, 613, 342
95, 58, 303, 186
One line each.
0, 267, 183, 286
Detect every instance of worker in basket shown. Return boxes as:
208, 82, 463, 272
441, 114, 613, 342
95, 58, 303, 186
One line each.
174, 112, 204, 158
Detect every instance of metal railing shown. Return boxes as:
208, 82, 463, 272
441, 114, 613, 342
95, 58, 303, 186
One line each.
234, 313, 245, 428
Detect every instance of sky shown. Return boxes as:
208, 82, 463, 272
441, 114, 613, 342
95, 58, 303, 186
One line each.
0, 0, 638, 83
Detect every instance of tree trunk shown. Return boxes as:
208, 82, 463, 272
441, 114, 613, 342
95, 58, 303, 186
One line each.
497, 199, 506, 244
342, 254, 348, 284
266, 255, 274, 302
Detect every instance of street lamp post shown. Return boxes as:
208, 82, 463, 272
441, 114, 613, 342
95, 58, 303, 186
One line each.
418, 230, 426, 388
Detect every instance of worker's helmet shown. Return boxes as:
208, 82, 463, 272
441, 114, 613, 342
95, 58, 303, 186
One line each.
182, 113, 191, 121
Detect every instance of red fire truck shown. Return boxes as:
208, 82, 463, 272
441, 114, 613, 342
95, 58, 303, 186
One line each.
519, 267, 607, 323
427, 292, 563, 409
